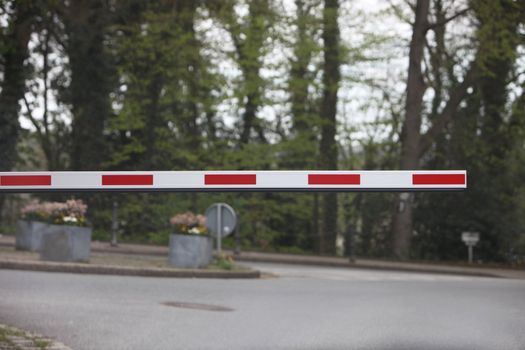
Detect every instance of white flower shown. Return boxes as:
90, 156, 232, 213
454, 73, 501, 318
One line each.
63, 215, 78, 223
189, 227, 200, 234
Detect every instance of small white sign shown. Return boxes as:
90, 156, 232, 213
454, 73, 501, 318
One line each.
462, 232, 479, 245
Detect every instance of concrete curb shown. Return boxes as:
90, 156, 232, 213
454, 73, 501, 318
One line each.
87, 245, 513, 279
232, 254, 504, 278
0, 259, 260, 279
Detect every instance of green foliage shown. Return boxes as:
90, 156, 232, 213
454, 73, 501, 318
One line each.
91, 229, 110, 242
147, 231, 170, 246
212, 253, 235, 270
473, 0, 523, 76
412, 0, 525, 262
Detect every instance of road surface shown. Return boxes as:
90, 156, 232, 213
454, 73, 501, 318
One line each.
1, 263, 525, 349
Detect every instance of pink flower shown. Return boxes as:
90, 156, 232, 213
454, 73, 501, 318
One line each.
196, 214, 206, 227
170, 211, 207, 230
20, 198, 88, 226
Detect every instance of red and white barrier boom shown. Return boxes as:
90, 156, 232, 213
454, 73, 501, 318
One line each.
0, 170, 466, 192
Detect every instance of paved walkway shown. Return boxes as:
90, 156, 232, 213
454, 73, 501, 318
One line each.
1, 234, 523, 279
235, 249, 525, 279
90, 238, 525, 279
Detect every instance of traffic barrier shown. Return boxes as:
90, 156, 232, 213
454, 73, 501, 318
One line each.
0, 170, 466, 192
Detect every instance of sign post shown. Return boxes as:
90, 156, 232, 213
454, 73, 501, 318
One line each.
461, 232, 479, 264
111, 200, 119, 247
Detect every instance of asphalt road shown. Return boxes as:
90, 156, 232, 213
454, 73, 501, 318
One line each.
1, 263, 525, 350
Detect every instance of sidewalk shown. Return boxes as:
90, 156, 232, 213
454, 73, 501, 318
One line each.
1, 234, 524, 279
90, 240, 525, 279
235, 250, 525, 279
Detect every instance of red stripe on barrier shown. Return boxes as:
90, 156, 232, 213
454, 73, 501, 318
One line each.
412, 173, 465, 185
102, 174, 153, 186
0, 175, 51, 186
308, 174, 361, 185
205, 174, 256, 185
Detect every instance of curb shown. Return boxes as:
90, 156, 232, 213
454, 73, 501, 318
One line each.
87, 245, 507, 279
0, 259, 260, 279
232, 254, 504, 278
84, 245, 516, 279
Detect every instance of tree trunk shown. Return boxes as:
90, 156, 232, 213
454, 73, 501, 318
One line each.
290, 0, 313, 134
313, 192, 320, 252
391, 0, 430, 259
179, 0, 201, 154
0, 2, 35, 222
287, 0, 317, 169
318, 0, 340, 255
240, 94, 260, 144
143, 73, 163, 169
236, 0, 269, 146
64, 0, 112, 170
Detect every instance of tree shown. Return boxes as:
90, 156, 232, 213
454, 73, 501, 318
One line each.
412, 0, 525, 262
276, 0, 322, 252
0, 0, 39, 220
102, 0, 223, 236
284, 0, 321, 169
209, 0, 274, 146
391, 0, 476, 259
60, 0, 114, 171
318, 0, 340, 254
22, 9, 70, 171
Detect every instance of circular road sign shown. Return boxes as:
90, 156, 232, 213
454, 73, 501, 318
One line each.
205, 203, 237, 238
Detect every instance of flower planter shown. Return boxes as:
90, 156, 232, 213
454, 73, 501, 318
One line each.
39, 224, 92, 263
168, 234, 212, 268
15, 220, 49, 251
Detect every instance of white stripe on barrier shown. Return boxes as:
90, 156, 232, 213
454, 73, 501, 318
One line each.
0, 170, 467, 192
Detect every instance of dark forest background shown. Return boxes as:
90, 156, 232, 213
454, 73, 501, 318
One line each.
1, 0, 525, 262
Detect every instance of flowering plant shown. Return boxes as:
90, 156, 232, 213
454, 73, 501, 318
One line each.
20, 199, 88, 227
169, 211, 208, 235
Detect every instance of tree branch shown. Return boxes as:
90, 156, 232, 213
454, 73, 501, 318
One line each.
418, 62, 477, 157
386, 0, 414, 26
22, 95, 43, 137
426, 7, 470, 31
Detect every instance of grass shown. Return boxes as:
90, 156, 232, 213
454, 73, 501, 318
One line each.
209, 253, 238, 271
0, 325, 52, 350
0, 326, 24, 350
33, 339, 51, 349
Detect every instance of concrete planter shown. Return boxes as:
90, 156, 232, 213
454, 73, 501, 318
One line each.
39, 224, 92, 263
168, 234, 212, 268
15, 220, 49, 251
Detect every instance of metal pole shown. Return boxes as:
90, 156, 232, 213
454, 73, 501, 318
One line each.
111, 201, 119, 247
217, 204, 222, 254
234, 213, 240, 256
468, 244, 473, 264
345, 224, 355, 263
